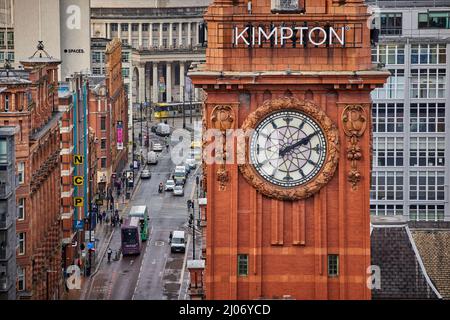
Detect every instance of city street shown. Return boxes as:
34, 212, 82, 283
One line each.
81, 120, 201, 300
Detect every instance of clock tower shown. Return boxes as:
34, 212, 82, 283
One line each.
190, 0, 389, 300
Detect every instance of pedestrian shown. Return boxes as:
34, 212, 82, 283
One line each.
169, 232, 173, 244
107, 248, 113, 263
119, 217, 123, 227
98, 213, 103, 225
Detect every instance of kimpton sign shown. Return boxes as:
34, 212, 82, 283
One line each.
234, 24, 348, 47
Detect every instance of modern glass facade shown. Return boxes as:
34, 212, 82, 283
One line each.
370, 4, 450, 221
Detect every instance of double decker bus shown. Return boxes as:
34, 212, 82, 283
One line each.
121, 217, 142, 256
129, 206, 150, 241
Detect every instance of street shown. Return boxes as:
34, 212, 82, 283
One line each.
81, 119, 201, 300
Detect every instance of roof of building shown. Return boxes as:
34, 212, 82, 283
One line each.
411, 229, 450, 299
371, 217, 441, 299
20, 41, 61, 66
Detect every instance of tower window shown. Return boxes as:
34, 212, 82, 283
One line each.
238, 254, 249, 276
328, 255, 339, 277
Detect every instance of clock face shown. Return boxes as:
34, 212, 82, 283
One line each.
249, 110, 327, 188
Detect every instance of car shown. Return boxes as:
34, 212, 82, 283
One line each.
147, 151, 158, 165
141, 170, 152, 179
185, 158, 197, 170
173, 185, 185, 197
153, 143, 163, 152
170, 231, 186, 253
165, 180, 176, 192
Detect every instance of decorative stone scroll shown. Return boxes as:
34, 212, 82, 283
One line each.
211, 105, 235, 191
342, 105, 368, 190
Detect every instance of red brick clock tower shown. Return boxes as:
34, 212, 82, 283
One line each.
190, 0, 389, 300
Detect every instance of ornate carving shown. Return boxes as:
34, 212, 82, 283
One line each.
342, 105, 368, 190
211, 105, 235, 191
239, 97, 340, 201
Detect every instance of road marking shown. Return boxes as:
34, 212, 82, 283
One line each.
152, 259, 156, 265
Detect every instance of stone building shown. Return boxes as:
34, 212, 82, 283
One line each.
0, 125, 17, 300
0, 43, 63, 300
90, 0, 210, 106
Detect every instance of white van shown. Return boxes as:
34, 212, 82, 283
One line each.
147, 151, 158, 165
156, 123, 171, 137
170, 231, 186, 253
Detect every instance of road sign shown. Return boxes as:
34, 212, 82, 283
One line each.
74, 197, 84, 207
74, 155, 84, 165
73, 220, 84, 231
73, 176, 84, 186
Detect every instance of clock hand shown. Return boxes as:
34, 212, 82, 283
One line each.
279, 132, 318, 157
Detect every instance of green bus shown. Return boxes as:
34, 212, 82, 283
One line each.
129, 206, 150, 241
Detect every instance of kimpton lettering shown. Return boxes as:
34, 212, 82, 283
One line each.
234, 25, 347, 47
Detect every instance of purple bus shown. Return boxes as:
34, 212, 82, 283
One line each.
121, 217, 142, 256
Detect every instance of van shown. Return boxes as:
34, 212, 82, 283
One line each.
171, 231, 186, 253
156, 123, 171, 137
147, 151, 158, 165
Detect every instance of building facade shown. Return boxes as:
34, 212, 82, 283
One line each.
91, 38, 133, 144
89, 38, 129, 193
191, 0, 388, 300
0, 44, 63, 300
369, 0, 450, 221
90, 0, 210, 106
0, 126, 17, 300
14, 0, 91, 80
0, 0, 14, 65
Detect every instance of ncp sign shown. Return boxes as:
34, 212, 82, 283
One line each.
234, 24, 348, 47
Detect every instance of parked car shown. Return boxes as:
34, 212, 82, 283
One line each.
173, 185, 185, 197
141, 170, 152, 180
153, 143, 163, 152
165, 180, 176, 192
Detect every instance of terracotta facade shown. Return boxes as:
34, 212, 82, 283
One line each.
191, 0, 389, 300
89, 39, 129, 192
0, 50, 63, 299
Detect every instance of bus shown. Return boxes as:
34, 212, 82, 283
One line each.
129, 206, 150, 241
121, 217, 142, 256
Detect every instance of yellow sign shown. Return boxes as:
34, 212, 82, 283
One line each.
74, 176, 84, 186
74, 155, 84, 166
74, 197, 84, 207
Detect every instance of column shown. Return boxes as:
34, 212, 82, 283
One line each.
138, 23, 143, 47
195, 22, 200, 46
138, 65, 146, 103
166, 62, 172, 103
188, 22, 192, 47
179, 22, 183, 47
153, 62, 159, 103
149, 23, 153, 48
106, 23, 110, 39
118, 23, 122, 39
128, 23, 132, 46
159, 23, 164, 48
169, 23, 173, 48
180, 62, 186, 102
